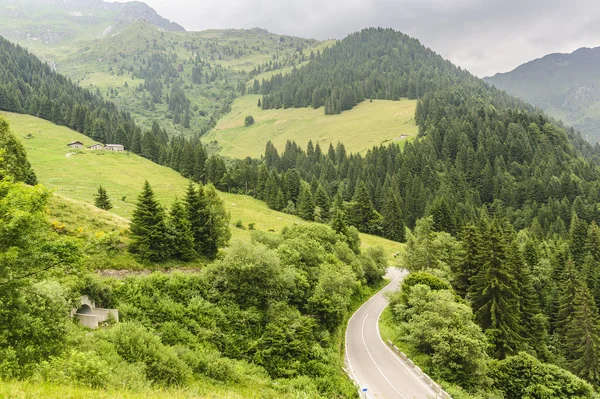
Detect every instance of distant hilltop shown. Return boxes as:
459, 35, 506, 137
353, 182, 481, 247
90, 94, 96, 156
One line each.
0, 0, 184, 45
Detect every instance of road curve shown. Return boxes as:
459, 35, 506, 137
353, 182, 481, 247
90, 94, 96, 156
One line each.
345, 268, 436, 399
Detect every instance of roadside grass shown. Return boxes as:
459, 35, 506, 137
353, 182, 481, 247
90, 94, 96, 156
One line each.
204, 95, 418, 159
0, 378, 302, 399
3, 112, 403, 263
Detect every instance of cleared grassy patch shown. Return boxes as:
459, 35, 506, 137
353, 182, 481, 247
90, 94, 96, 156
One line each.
3, 112, 403, 260
204, 95, 418, 158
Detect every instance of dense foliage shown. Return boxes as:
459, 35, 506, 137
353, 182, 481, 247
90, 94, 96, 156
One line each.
0, 117, 387, 397
259, 28, 482, 113
384, 213, 600, 397
129, 181, 230, 262
0, 124, 80, 378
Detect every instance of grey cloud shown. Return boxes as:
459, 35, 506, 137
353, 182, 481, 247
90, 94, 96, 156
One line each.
118, 0, 600, 76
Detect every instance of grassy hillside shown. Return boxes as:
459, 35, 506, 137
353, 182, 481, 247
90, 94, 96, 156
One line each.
205, 95, 418, 158
37, 22, 323, 137
2, 111, 402, 258
485, 46, 600, 143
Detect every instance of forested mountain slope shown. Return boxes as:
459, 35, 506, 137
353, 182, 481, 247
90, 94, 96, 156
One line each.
485, 46, 600, 143
17, 20, 323, 137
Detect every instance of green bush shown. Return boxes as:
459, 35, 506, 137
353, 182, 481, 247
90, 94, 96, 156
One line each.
36, 350, 111, 389
489, 352, 595, 398
104, 322, 191, 386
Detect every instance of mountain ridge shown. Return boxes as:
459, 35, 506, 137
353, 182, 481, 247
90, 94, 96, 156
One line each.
0, 0, 184, 46
484, 45, 600, 142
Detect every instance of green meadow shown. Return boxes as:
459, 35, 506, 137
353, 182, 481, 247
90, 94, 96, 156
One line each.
204, 95, 418, 159
2, 112, 403, 259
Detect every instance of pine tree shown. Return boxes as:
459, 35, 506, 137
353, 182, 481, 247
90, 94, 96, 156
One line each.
296, 184, 315, 220
314, 184, 331, 221
430, 196, 457, 235
129, 181, 170, 262
168, 199, 196, 261
184, 182, 207, 255
565, 282, 600, 385
180, 142, 195, 178
202, 185, 231, 259
570, 212, 589, 268
381, 189, 405, 242
94, 186, 112, 210
469, 218, 523, 358
557, 260, 583, 334
193, 144, 207, 183
454, 224, 480, 298
347, 181, 382, 235
274, 188, 285, 211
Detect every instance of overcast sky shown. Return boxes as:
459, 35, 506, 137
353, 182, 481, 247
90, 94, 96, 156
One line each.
115, 0, 600, 77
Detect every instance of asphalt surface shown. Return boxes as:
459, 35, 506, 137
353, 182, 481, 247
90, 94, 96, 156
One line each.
345, 268, 437, 399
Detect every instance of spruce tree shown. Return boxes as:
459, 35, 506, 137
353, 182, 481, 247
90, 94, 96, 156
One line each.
296, 184, 315, 221
381, 189, 405, 242
314, 184, 331, 221
167, 198, 196, 261
193, 144, 207, 183
94, 186, 112, 210
570, 213, 589, 267
557, 260, 583, 334
454, 224, 480, 298
129, 181, 170, 262
565, 282, 600, 385
347, 181, 382, 235
203, 185, 231, 259
184, 182, 208, 255
430, 196, 457, 235
274, 188, 285, 211
469, 218, 523, 358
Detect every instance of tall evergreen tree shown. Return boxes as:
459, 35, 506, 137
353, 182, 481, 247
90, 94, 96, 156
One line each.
184, 182, 208, 256
347, 181, 382, 235
469, 218, 523, 358
202, 185, 231, 259
129, 181, 170, 262
94, 186, 112, 210
565, 282, 600, 385
296, 184, 315, 221
167, 198, 196, 261
193, 144, 207, 183
314, 184, 331, 221
381, 189, 405, 242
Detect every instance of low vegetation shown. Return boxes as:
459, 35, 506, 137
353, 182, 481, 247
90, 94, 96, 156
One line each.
204, 94, 417, 158
0, 121, 388, 396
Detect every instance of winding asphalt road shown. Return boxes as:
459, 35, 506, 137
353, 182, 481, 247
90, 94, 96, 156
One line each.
345, 268, 437, 399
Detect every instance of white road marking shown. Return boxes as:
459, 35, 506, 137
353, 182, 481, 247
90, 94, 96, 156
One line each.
375, 305, 438, 398
361, 312, 408, 399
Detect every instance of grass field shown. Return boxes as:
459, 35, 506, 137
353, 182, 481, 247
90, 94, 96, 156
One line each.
0, 378, 303, 399
204, 95, 418, 159
2, 112, 403, 259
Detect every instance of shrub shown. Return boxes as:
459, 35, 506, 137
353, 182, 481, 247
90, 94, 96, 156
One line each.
104, 322, 191, 386
244, 115, 255, 126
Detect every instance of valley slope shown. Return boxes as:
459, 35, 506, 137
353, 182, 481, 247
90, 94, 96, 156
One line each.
1, 111, 402, 255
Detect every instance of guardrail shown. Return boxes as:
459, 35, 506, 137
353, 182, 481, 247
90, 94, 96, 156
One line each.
386, 340, 452, 399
